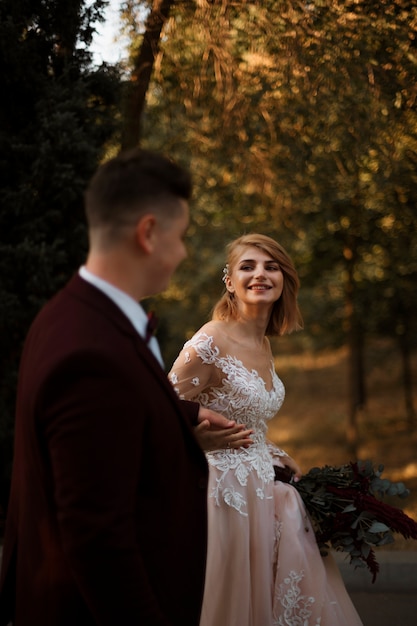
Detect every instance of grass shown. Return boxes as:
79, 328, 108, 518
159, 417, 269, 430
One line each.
268, 338, 417, 552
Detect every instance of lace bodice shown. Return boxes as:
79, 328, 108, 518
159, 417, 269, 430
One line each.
170, 333, 285, 444
169, 333, 289, 514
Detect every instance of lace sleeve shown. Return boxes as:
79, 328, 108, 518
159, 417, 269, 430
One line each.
168, 333, 219, 401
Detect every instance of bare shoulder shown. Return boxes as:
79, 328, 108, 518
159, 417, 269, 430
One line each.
196, 321, 228, 342
187, 321, 232, 354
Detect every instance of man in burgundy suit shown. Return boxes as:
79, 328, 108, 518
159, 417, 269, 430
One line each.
0, 149, 251, 626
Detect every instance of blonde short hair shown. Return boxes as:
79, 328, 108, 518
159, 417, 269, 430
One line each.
212, 234, 303, 336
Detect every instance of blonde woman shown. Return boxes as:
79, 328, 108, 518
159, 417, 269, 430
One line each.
169, 234, 362, 626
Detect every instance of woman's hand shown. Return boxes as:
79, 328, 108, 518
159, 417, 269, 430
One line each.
195, 407, 253, 451
282, 456, 302, 482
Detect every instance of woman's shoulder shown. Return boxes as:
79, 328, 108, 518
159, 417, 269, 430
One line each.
184, 321, 228, 356
188, 321, 228, 344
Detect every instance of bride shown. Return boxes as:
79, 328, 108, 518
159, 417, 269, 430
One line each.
169, 233, 363, 626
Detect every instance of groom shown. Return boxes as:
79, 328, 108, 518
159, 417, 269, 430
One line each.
0, 149, 250, 626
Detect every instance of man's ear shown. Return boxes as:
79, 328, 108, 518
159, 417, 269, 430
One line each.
135, 214, 157, 254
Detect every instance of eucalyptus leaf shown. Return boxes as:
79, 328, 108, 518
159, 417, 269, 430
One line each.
377, 534, 394, 546
368, 521, 390, 533
340, 536, 355, 546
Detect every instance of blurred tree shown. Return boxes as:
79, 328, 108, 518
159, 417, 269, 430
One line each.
123, 0, 417, 445
0, 0, 121, 518
121, 0, 174, 148
368, 179, 417, 429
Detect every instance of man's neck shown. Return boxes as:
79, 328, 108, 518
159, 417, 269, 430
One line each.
84, 253, 140, 301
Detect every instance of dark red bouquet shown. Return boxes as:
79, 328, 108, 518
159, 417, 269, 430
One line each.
293, 460, 417, 582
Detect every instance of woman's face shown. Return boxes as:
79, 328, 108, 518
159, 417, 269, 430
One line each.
226, 246, 284, 307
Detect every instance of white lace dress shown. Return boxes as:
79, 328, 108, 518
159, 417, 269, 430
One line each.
169, 333, 363, 626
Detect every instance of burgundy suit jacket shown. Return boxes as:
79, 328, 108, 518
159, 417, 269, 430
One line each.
0, 275, 208, 626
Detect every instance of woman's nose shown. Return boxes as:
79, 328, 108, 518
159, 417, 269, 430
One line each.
254, 266, 266, 279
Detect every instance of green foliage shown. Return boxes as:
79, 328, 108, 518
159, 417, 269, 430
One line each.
0, 0, 121, 513
125, 0, 417, 363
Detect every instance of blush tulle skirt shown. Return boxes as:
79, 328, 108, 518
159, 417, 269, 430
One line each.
199, 466, 363, 626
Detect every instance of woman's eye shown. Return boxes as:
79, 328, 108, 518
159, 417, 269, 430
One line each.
238, 264, 280, 271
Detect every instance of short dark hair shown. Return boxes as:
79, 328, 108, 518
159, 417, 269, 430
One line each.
85, 148, 192, 230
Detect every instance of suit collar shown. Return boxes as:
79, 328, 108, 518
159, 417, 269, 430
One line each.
78, 266, 149, 340
65, 274, 201, 444
66, 274, 173, 394
78, 268, 164, 367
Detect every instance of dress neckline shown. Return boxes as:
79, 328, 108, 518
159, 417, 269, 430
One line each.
217, 352, 278, 395
185, 331, 282, 395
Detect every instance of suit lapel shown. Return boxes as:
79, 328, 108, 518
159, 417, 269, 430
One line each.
66, 274, 199, 437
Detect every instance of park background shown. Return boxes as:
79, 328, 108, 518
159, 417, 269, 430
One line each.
0, 0, 416, 554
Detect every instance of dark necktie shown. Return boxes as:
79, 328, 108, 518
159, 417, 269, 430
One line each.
145, 311, 158, 344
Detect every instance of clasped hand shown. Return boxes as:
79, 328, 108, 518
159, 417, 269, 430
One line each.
195, 407, 254, 452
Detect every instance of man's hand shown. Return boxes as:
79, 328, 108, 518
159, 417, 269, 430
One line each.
195, 407, 253, 452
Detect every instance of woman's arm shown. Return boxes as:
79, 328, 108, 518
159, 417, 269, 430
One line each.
170, 336, 253, 450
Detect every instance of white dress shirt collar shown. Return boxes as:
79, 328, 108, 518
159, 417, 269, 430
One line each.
78, 266, 164, 367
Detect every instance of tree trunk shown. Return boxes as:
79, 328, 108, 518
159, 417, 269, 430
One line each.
346, 317, 365, 454
397, 320, 416, 431
121, 0, 174, 150
344, 240, 365, 457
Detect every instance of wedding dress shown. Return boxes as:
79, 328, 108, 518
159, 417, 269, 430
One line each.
169, 333, 363, 626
